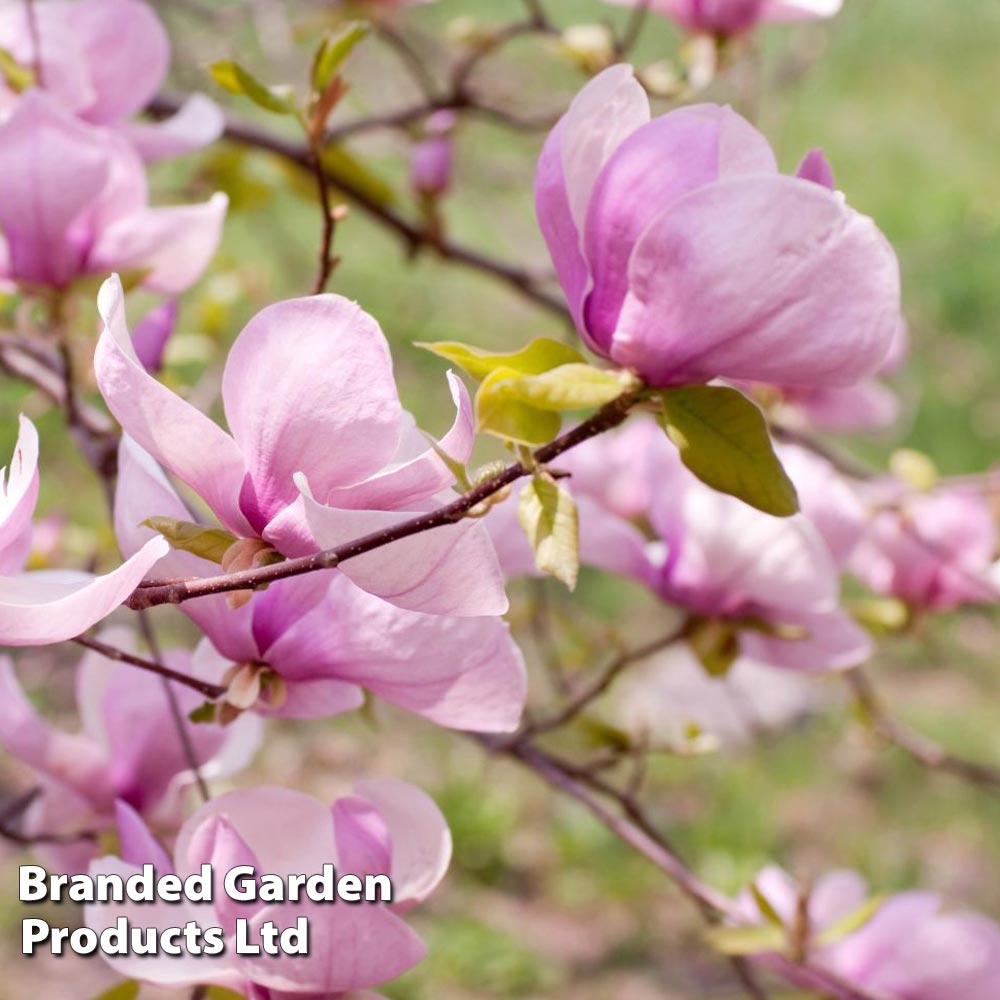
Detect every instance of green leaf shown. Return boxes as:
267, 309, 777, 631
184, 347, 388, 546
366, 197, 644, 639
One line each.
89, 982, 141, 1000
210, 60, 297, 114
0, 47, 34, 91
517, 475, 580, 590
815, 896, 884, 948
319, 144, 396, 209
205, 989, 247, 1000
658, 385, 798, 517
751, 883, 784, 927
705, 923, 787, 956
312, 21, 370, 91
188, 701, 217, 724
416, 337, 586, 383
476, 366, 561, 445
491, 363, 636, 412
142, 517, 237, 564
687, 618, 739, 677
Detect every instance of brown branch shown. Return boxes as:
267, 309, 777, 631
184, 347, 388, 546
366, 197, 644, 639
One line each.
615, 0, 653, 58
847, 669, 1000, 794
0, 787, 99, 846
477, 736, 881, 1000
308, 142, 338, 295
124, 389, 643, 610
72, 635, 226, 701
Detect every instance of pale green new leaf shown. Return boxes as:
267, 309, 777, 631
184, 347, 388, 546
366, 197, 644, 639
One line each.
476, 366, 561, 445
89, 982, 140, 1000
659, 385, 798, 517
0, 48, 34, 91
705, 923, 787, 956
313, 21, 370, 90
517, 475, 580, 590
142, 517, 237, 565
494, 363, 635, 412
210, 60, 297, 115
320, 144, 396, 209
416, 337, 586, 383
815, 896, 884, 948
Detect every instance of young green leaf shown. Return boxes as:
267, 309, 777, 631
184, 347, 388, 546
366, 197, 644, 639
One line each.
815, 896, 884, 948
750, 883, 785, 927
705, 923, 787, 956
320, 144, 396, 208
658, 385, 798, 517
0, 48, 35, 92
476, 366, 561, 445
88, 983, 141, 1000
687, 618, 739, 677
142, 517, 238, 565
416, 337, 586, 382
517, 475, 580, 590
210, 60, 297, 115
312, 21, 370, 91
492, 363, 636, 412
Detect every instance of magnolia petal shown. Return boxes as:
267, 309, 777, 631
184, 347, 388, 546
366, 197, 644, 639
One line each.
122, 92, 225, 161
536, 64, 648, 345
355, 778, 451, 907
97, 276, 250, 535
234, 899, 426, 994
90, 192, 228, 294
0, 537, 168, 646
0, 415, 40, 575
222, 295, 402, 530
0, 92, 108, 286
114, 800, 173, 874
261, 573, 525, 731
613, 175, 900, 388
332, 796, 394, 880
68, 0, 170, 124
298, 477, 508, 617
583, 104, 775, 342
739, 608, 871, 672
322, 372, 474, 511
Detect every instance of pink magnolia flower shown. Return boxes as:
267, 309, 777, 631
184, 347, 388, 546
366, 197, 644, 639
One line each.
602, 0, 842, 36
0, 633, 260, 874
114, 437, 525, 731
850, 481, 998, 612
86, 781, 450, 997
536, 65, 899, 388
0, 0, 223, 161
740, 866, 1000, 1000
95, 275, 506, 617
616, 644, 821, 749
0, 415, 167, 645
0, 93, 226, 292
489, 416, 870, 672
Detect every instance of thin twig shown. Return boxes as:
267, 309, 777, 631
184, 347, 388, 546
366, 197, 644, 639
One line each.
615, 0, 652, 57
847, 669, 1000, 794
524, 624, 689, 737
72, 635, 226, 700
138, 612, 211, 803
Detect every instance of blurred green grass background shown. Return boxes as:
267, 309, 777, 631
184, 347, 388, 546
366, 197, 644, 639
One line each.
4, 1, 1000, 997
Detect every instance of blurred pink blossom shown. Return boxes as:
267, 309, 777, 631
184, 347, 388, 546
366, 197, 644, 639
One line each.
0, 415, 168, 645
850, 481, 998, 611
536, 65, 899, 388
0, 93, 226, 292
410, 110, 457, 198
0, 632, 260, 873
740, 866, 1000, 1000
489, 416, 870, 672
87, 781, 451, 996
602, 0, 842, 36
0, 0, 223, 160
